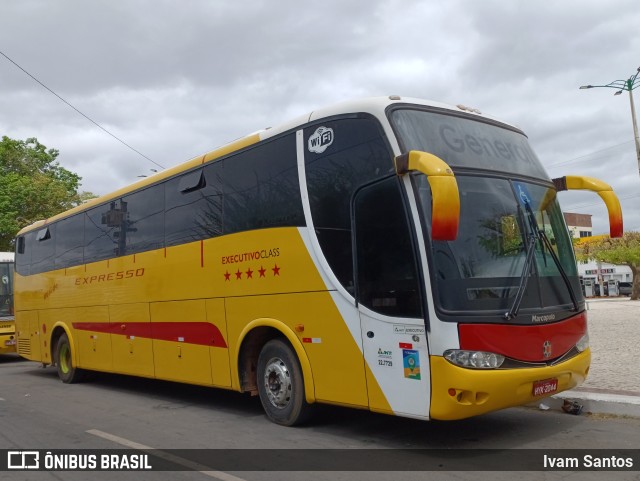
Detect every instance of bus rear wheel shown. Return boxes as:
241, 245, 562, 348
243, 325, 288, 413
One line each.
257, 339, 311, 426
55, 332, 85, 383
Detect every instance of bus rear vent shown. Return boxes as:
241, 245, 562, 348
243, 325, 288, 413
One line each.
17, 338, 31, 356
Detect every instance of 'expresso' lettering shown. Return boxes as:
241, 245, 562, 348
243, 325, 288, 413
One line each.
75, 268, 145, 285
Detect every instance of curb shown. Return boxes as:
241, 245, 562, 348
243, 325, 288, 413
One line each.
527, 389, 640, 418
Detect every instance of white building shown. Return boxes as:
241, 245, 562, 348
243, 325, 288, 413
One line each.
577, 259, 633, 284
563, 212, 633, 293
563, 212, 593, 239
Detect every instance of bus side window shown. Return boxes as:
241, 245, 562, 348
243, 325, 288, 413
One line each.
55, 214, 84, 269
31, 225, 56, 274
166, 166, 223, 247
121, 184, 165, 255
304, 116, 393, 294
354, 177, 423, 318
15, 234, 31, 276
85, 204, 119, 263
221, 133, 304, 235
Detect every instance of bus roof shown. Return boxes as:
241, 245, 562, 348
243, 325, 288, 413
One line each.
17, 96, 510, 235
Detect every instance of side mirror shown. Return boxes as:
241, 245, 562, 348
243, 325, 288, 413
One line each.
552, 175, 623, 238
395, 151, 460, 241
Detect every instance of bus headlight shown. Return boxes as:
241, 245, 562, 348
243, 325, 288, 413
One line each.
443, 350, 505, 369
575, 333, 589, 352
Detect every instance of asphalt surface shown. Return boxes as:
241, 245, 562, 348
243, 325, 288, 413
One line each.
536, 297, 640, 418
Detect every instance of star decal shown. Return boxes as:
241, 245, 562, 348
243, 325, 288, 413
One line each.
223, 262, 281, 282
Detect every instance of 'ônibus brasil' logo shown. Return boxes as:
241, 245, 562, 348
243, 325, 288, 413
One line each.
308, 126, 334, 154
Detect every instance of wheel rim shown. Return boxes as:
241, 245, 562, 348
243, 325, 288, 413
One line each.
59, 343, 70, 374
263, 357, 292, 409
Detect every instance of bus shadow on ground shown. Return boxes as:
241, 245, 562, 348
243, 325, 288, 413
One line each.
0, 353, 27, 364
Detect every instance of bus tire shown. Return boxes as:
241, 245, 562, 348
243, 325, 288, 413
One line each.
257, 339, 311, 426
55, 332, 85, 383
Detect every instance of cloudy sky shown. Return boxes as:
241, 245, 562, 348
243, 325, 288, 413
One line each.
1, 0, 639, 234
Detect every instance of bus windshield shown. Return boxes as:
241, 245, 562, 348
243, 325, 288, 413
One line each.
414, 174, 581, 322
390, 107, 583, 323
0, 261, 14, 318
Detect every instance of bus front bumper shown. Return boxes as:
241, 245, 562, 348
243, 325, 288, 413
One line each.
429, 349, 590, 420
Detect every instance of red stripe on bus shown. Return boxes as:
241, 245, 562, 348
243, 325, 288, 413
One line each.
72, 321, 228, 348
458, 312, 587, 362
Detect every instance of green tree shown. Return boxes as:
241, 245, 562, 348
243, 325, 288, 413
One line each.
574, 232, 640, 301
0, 136, 94, 250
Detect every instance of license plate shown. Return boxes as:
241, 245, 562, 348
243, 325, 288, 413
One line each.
4, 339, 16, 346
532, 378, 558, 396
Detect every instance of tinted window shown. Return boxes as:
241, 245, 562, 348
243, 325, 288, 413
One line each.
390, 108, 548, 179
15, 234, 32, 276
31, 225, 56, 274
222, 134, 304, 234
0, 261, 13, 316
166, 166, 223, 246
122, 184, 165, 254
415, 175, 582, 320
84, 204, 119, 263
55, 214, 84, 268
355, 177, 422, 318
304, 116, 393, 292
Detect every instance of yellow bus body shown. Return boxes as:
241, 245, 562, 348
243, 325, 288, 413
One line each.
15, 227, 389, 409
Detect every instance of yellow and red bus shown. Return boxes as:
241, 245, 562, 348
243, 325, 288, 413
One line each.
14, 96, 623, 425
1, 252, 16, 354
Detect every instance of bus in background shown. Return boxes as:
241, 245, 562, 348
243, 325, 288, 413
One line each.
0, 252, 16, 354
13, 97, 623, 425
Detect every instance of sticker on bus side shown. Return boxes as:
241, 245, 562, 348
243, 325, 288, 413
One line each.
377, 347, 393, 368
308, 127, 334, 154
402, 349, 421, 380
393, 325, 425, 336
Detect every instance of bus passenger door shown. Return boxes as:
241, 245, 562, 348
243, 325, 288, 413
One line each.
353, 177, 431, 419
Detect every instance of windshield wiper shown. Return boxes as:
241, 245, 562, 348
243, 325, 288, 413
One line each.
504, 199, 579, 320
504, 232, 537, 320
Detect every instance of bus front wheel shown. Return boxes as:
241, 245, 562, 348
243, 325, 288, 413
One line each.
257, 339, 311, 426
55, 333, 85, 383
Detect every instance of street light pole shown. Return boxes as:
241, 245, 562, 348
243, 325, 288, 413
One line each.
580, 67, 640, 177
627, 86, 640, 176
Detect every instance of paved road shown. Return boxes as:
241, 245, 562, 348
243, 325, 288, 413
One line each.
581, 298, 640, 394
1, 356, 639, 480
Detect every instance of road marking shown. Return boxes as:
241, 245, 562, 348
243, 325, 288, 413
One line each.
87, 429, 247, 481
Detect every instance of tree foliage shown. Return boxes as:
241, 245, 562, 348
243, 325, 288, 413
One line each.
574, 232, 640, 300
0, 136, 94, 250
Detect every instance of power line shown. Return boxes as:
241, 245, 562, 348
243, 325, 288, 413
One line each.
547, 140, 634, 168
563, 192, 640, 211
0, 49, 165, 170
